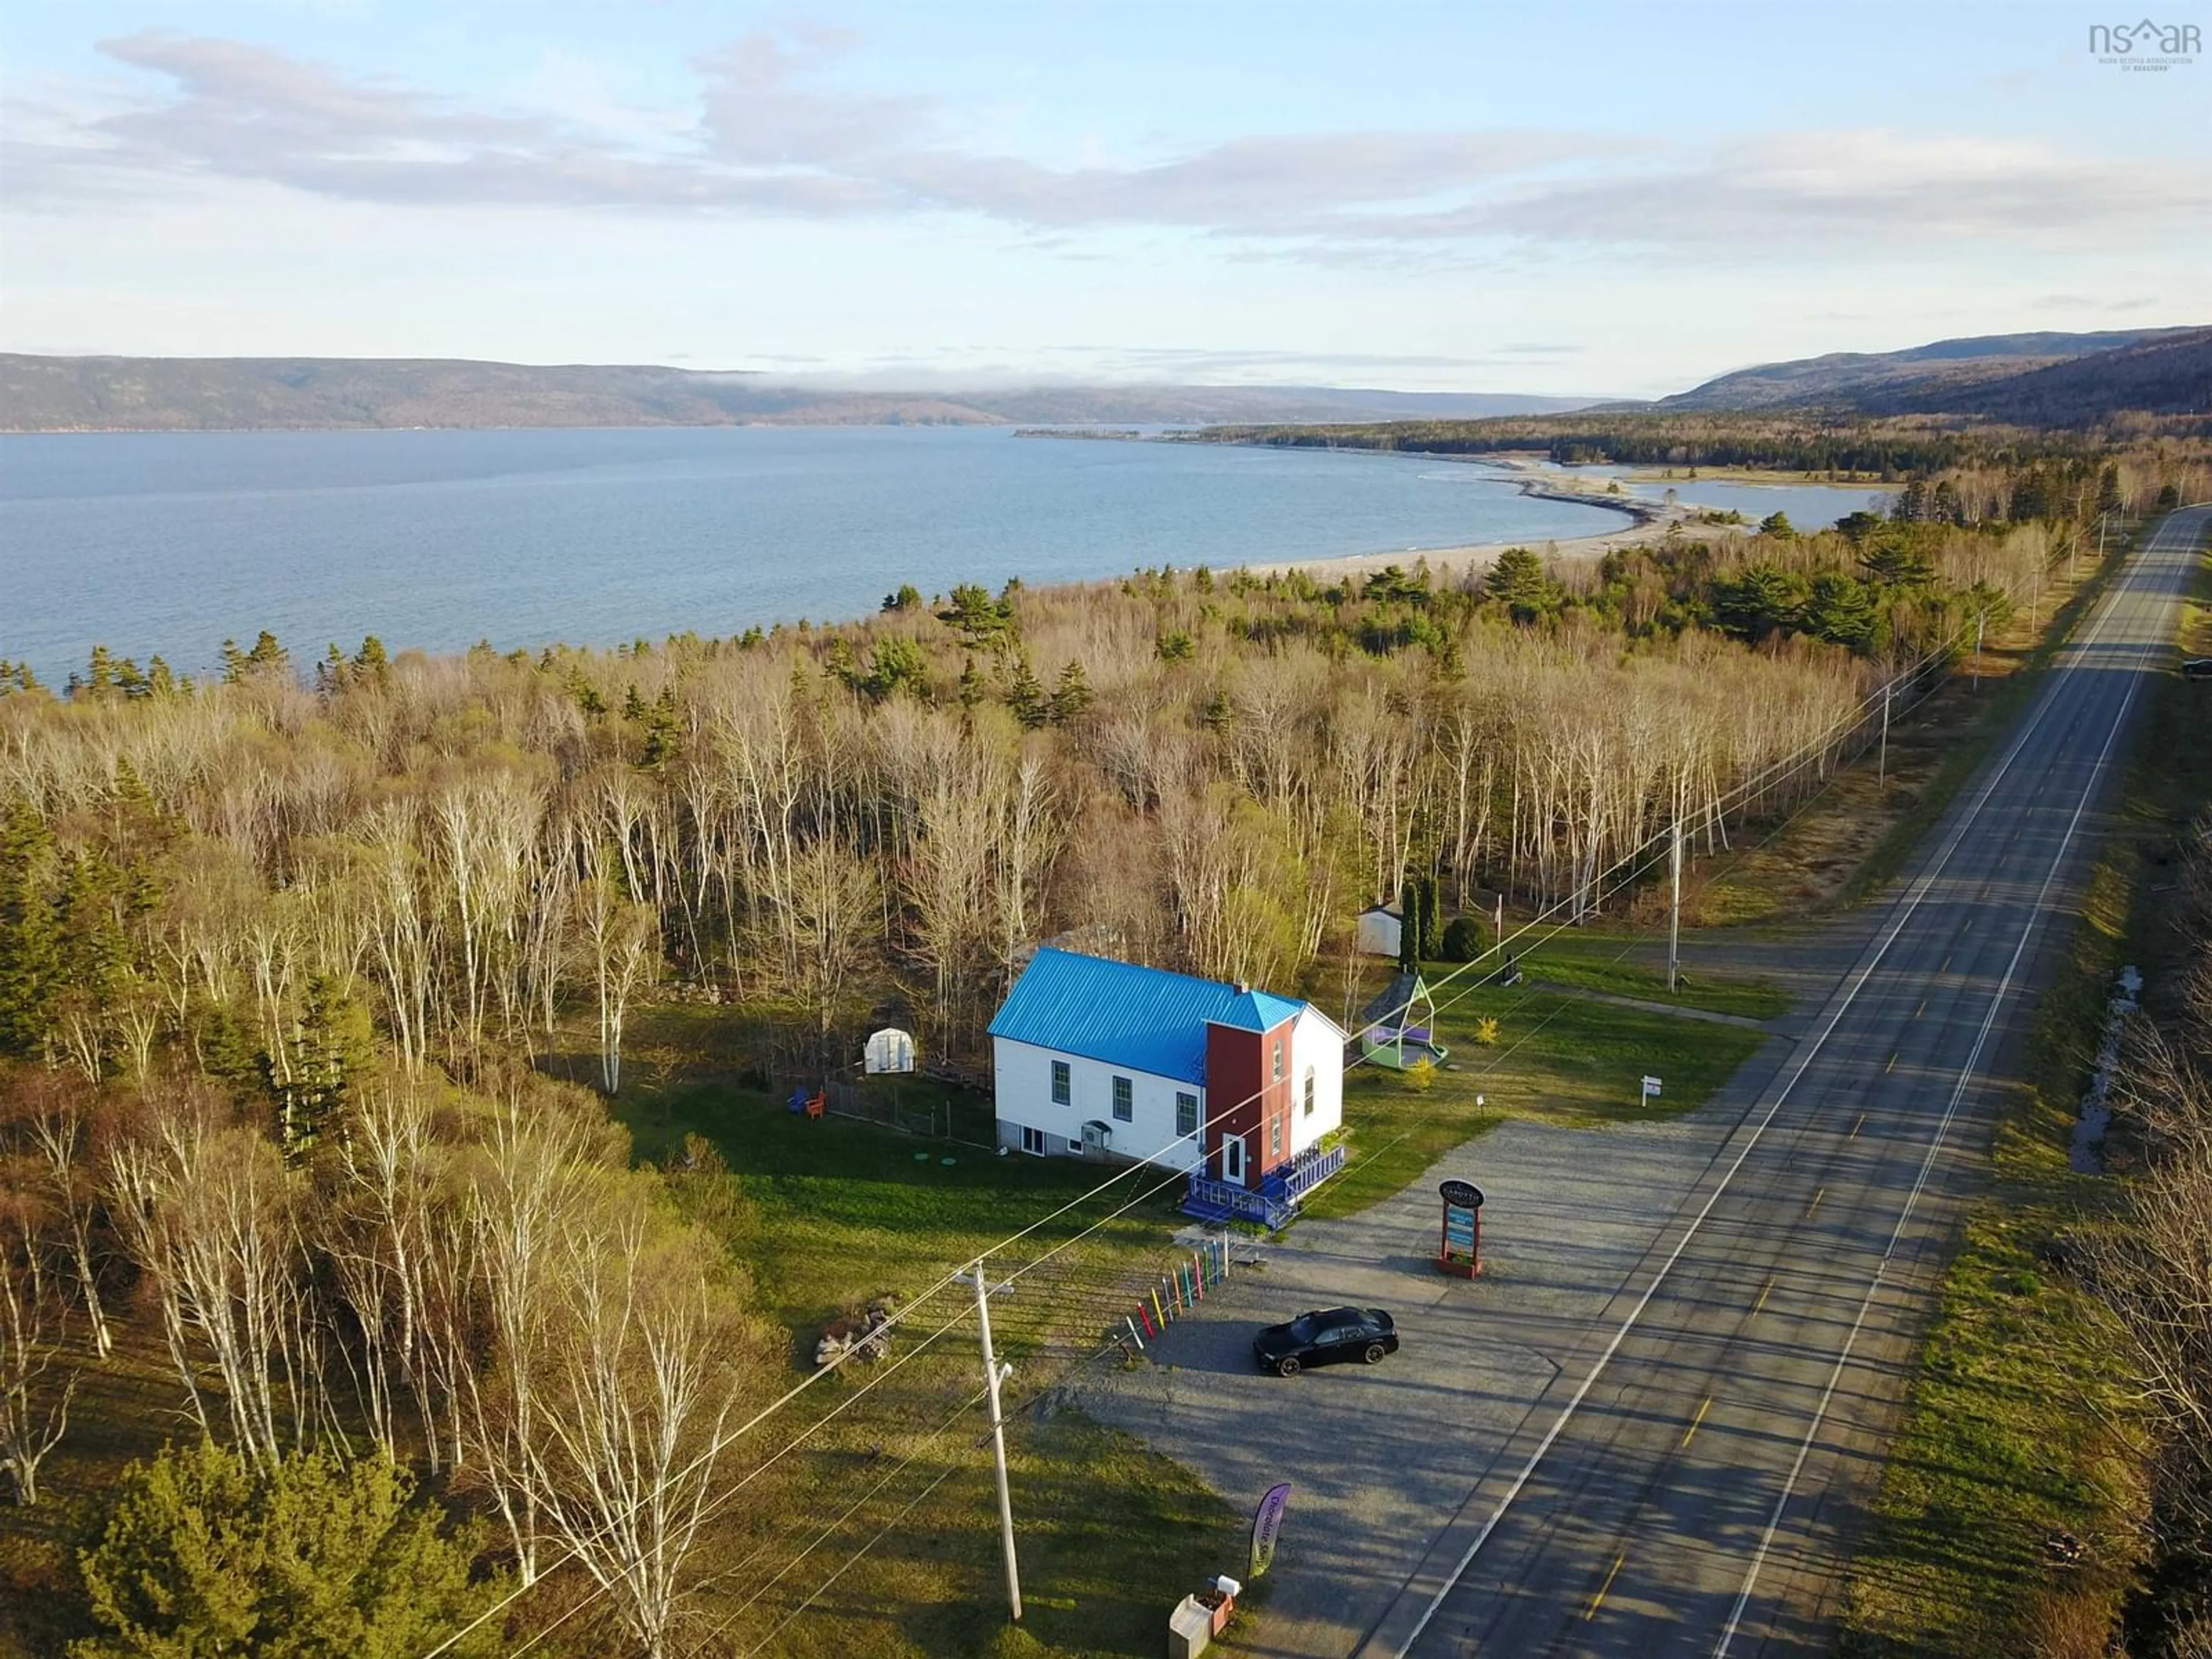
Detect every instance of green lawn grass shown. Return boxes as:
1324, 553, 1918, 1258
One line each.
605, 968, 1778, 1653
1307, 976, 1769, 1219
606, 1056, 1247, 1658
620, 1073, 1181, 1353
1499, 932, 1791, 1020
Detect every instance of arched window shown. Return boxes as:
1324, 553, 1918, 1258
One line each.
1304, 1066, 1317, 1117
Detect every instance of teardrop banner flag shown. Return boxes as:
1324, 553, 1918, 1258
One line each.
1250, 1482, 1292, 1578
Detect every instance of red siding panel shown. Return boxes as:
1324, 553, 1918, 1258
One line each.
1205, 1017, 1296, 1183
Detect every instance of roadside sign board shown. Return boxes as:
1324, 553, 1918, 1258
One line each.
1438, 1178, 1485, 1210
1641, 1075, 1663, 1100
1437, 1179, 1486, 1278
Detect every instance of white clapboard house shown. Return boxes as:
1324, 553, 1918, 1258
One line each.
987, 947, 1349, 1226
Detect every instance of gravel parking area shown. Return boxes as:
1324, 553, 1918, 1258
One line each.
1065, 1027, 1801, 1658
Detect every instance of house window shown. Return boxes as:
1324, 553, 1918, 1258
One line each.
1050, 1060, 1070, 1105
1176, 1092, 1199, 1137
1020, 1125, 1048, 1156
1270, 1114, 1283, 1158
1272, 1038, 1284, 1081
1304, 1067, 1317, 1118
1112, 1076, 1134, 1123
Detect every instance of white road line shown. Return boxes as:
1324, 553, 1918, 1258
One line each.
1387, 526, 2149, 1658
1710, 536, 2164, 1656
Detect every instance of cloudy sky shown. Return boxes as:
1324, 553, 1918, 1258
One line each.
5, 1, 2206, 396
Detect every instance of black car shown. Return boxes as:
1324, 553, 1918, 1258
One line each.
1252, 1306, 1399, 1376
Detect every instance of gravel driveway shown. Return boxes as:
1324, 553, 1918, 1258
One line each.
1066, 1012, 1804, 1658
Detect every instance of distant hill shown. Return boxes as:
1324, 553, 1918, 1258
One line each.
1656, 327, 2207, 418
1870, 328, 2211, 422
0, 355, 1599, 433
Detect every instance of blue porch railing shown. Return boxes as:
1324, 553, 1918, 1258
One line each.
1280, 1142, 1347, 1203
1181, 1141, 1347, 1230
1181, 1177, 1293, 1229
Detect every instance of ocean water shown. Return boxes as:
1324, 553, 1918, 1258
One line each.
0, 426, 1629, 683
1563, 463, 1895, 528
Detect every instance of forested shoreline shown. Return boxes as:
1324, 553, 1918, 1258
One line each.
0, 433, 2205, 1654
1176, 412, 2210, 482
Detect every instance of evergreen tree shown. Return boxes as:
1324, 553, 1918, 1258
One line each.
221, 631, 290, 685
1858, 533, 1937, 589
1710, 563, 1805, 642
261, 974, 377, 1158
1048, 660, 1093, 726
1801, 573, 1878, 653
0, 804, 59, 1053
1007, 657, 1048, 729
639, 686, 681, 767
938, 584, 1015, 646
863, 637, 927, 700
563, 666, 607, 715
822, 638, 860, 691
73, 1441, 505, 1659
1483, 546, 1560, 622
1440, 915, 1487, 962
957, 656, 985, 710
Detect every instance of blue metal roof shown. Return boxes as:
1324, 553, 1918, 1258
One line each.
988, 948, 1305, 1086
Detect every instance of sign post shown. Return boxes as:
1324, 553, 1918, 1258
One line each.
1437, 1179, 1485, 1278
1641, 1075, 1663, 1105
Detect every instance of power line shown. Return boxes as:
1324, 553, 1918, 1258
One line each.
436, 521, 2102, 1657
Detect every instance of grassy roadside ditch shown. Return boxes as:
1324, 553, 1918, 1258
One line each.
1838, 527, 2212, 1657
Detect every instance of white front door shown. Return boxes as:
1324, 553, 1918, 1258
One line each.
1221, 1135, 1246, 1187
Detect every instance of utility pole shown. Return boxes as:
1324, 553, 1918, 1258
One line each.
964, 1259, 1022, 1624
1877, 680, 1893, 791
1666, 818, 1684, 993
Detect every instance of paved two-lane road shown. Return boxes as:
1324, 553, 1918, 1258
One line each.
1361, 505, 2210, 1658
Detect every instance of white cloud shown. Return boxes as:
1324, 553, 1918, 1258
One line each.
9, 30, 2206, 272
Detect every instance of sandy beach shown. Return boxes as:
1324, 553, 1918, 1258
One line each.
1240, 452, 1726, 582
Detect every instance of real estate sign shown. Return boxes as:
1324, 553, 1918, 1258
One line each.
1438, 1179, 1485, 1278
